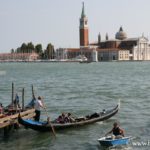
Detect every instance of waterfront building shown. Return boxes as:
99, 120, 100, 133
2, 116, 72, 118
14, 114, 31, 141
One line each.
56, 3, 150, 61
0, 52, 39, 61
92, 27, 150, 61
55, 48, 68, 60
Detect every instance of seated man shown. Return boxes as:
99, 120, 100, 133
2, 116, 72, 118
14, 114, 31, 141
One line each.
55, 113, 75, 123
67, 113, 75, 123
105, 122, 125, 139
55, 115, 64, 124
89, 112, 100, 119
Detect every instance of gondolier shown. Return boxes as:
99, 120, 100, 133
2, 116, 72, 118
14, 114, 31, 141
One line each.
34, 96, 44, 121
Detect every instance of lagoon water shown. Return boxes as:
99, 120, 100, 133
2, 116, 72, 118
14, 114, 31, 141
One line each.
0, 62, 149, 150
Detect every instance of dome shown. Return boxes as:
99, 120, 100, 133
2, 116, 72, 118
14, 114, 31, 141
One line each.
115, 27, 127, 40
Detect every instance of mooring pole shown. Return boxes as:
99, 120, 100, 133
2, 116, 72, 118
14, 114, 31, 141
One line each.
12, 82, 14, 107
22, 88, 24, 111
32, 84, 34, 97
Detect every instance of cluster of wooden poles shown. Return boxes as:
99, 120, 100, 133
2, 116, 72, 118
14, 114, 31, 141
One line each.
0, 83, 35, 137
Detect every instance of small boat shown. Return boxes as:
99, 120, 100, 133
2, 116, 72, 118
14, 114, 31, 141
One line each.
98, 136, 130, 147
18, 104, 119, 132
79, 60, 92, 63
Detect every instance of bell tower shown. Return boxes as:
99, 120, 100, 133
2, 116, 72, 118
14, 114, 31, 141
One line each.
79, 2, 89, 47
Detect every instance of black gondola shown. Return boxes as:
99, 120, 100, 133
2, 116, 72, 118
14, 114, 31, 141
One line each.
18, 104, 119, 132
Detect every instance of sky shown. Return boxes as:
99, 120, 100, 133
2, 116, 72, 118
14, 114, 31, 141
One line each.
0, 0, 150, 52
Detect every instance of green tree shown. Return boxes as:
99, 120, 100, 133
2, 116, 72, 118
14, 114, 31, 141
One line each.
16, 47, 21, 53
44, 43, 55, 59
20, 43, 27, 53
40, 52, 45, 59
35, 44, 43, 54
27, 42, 34, 53
11, 49, 15, 53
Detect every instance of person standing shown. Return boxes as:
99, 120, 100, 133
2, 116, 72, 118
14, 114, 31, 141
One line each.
14, 93, 20, 108
34, 96, 44, 121
0, 103, 3, 114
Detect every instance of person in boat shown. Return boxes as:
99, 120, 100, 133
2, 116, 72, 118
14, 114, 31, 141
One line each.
102, 109, 106, 114
26, 95, 36, 108
62, 112, 69, 123
34, 96, 44, 121
105, 122, 125, 139
55, 113, 75, 123
63, 113, 76, 123
14, 93, 20, 108
67, 113, 75, 122
55, 115, 64, 123
86, 112, 100, 119
0, 103, 3, 114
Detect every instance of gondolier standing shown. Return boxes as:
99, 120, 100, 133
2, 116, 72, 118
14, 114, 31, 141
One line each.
34, 96, 44, 121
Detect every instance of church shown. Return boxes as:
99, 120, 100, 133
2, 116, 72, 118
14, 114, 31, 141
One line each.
56, 3, 150, 61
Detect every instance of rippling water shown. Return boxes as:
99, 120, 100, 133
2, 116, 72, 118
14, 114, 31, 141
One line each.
0, 62, 150, 150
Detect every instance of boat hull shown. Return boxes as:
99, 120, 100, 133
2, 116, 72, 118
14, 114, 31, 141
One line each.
98, 136, 130, 147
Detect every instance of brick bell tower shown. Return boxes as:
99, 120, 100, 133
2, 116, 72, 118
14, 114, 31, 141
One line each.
79, 2, 89, 47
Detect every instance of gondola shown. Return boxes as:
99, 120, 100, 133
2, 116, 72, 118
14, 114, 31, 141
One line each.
18, 104, 119, 132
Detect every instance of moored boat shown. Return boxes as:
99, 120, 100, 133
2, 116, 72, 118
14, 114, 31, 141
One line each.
79, 60, 92, 63
98, 136, 130, 147
18, 104, 119, 132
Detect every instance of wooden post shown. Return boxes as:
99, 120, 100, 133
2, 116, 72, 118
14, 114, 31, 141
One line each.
32, 84, 35, 98
12, 82, 14, 107
32, 85, 33, 96
4, 125, 14, 137
4, 126, 9, 137
22, 88, 24, 111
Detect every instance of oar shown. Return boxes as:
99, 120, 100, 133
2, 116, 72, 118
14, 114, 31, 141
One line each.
41, 97, 56, 137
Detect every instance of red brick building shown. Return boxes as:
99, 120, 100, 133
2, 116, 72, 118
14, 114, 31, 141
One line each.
79, 2, 89, 47
56, 2, 95, 61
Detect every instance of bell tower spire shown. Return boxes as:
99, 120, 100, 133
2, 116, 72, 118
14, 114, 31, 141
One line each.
79, 2, 89, 47
81, 2, 85, 18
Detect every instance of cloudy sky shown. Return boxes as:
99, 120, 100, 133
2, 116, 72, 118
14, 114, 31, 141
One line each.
0, 0, 150, 52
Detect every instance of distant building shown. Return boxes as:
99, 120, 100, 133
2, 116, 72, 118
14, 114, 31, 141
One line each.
55, 48, 68, 60
0, 52, 39, 61
91, 27, 150, 61
56, 3, 150, 61
56, 2, 95, 61
79, 2, 89, 47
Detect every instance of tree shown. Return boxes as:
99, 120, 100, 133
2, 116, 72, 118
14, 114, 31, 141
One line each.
27, 42, 34, 53
20, 43, 27, 53
35, 44, 43, 54
16, 47, 21, 53
44, 43, 55, 59
11, 49, 15, 53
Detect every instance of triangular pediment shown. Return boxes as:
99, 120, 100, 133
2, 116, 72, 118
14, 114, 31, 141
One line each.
139, 36, 148, 42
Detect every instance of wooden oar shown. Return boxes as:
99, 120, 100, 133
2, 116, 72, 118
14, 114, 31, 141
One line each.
41, 97, 56, 137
